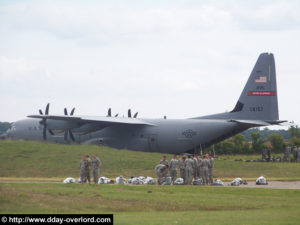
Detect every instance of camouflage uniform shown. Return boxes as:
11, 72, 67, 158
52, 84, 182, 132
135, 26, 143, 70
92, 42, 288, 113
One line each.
200, 158, 211, 184
159, 159, 169, 166
208, 157, 214, 183
86, 157, 92, 183
284, 146, 291, 162
92, 157, 102, 184
155, 164, 168, 184
293, 147, 298, 162
169, 158, 178, 182
193, 157, 198, 179
197, 158, 202, 180
184, 158, 194, 185
178, 158, 186, 180
79, 159, 87, 183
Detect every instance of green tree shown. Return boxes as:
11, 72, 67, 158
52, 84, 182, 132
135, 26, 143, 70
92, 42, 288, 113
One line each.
0, 122, 12, 135
268, 133, 285, 153
232, 134, 249, 154
251, 132, 264, 154
289, 125, 300, 138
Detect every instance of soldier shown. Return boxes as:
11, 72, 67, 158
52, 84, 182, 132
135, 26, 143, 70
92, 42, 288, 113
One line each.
155, 164, 169, 185
184, 155, 194, 185
178, 155, 186, 181
193, 155, 199, 180
85, 155, 92, 183
297, 146, 300, 162
284, 146, 291, 162
79, 155, 87, 183
197, 155, 202, 181
159, 155, 169, 166
92, 154, 102, 184
208, 154, 214, 184
262, 148, 267, 161
200, 155, 211, 185
169, 154, 178, 183
266, 148, 271, 162
293, 146, 298, 162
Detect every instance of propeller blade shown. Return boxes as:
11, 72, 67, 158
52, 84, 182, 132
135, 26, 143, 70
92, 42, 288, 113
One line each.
114, 113, 119, 117
43, 126, 47, 140
128, 109, 131, 118
69, 130, 75, 142
39, 110, 43, 115
108, 108, 111, 117
48, 129, 55, 135
45, 103, 50, 115
64, 108, 68, 115
133, 112, 138, 118
70, 108, 75, 116
64, 131, 68, 141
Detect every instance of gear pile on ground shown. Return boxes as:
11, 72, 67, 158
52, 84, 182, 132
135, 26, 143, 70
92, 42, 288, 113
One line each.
144, 176, 157, 185
174, 178, 184, 185
212, 179, 224, 186
116, 176, 126, 184
230, 177, 243, 186
98, 176, 114, 184
63, 178, 76, 183
256, 176, 268, 185
193, 179, 203, 185
160, 176, 172, 185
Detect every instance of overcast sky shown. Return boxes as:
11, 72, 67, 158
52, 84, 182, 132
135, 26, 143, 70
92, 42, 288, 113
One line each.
0, 0, 299, 127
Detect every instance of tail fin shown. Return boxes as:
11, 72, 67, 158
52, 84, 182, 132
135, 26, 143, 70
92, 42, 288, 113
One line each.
231, 53, 278, 121
198, 53, 279, 121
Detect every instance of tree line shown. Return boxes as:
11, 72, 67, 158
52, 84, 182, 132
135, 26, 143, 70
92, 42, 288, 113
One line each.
211, 126, 300, 155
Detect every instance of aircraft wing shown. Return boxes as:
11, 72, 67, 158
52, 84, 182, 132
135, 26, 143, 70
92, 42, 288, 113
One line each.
28, 114, 155, 125
27, 114, 156, 134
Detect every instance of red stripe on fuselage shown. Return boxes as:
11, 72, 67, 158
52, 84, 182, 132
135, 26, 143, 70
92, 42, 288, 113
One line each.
248, 91, 276, 96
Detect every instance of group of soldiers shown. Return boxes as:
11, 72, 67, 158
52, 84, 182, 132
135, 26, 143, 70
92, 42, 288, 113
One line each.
79, 154, 102, 184
261, 145, 300, 162
284, 145, 300, 162
155, 154, 214, 185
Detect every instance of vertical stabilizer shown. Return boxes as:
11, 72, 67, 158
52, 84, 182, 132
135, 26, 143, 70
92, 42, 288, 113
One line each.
198, 53, 279, 121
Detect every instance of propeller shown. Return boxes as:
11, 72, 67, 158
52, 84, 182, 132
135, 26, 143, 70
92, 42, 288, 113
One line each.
128, 109, 132, 118
63, 107, 76, 142
38, 103, 53, 140
107, 108, 119, 117
128, 109, 138, 118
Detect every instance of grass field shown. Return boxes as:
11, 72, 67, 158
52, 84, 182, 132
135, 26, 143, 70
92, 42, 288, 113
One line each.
1, 183, 300, 224
1, 140, 300, 180
1, 140, 300, 224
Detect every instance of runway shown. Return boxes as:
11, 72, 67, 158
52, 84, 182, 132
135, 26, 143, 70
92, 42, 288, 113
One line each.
1, 179, 300, 189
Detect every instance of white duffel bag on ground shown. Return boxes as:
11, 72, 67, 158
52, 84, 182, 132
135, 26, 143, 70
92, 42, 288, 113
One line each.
116, 176, 126, 184
145, 176, 156, 185
174, 178, 184, 185
256, 176, 268, 185
212, 179, 224, 186
63, 177, 76, 183
230, 177, 243, 186
193, 179, 203, 185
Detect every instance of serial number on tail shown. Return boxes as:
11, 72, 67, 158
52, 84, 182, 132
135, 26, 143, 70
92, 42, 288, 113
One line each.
249, 106, 264, 112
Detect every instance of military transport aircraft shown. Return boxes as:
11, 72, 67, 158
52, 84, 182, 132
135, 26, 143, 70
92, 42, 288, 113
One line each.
1, 53, 286, 154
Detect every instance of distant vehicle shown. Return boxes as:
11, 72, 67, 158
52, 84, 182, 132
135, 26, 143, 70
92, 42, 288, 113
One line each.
1, 53, 286, 154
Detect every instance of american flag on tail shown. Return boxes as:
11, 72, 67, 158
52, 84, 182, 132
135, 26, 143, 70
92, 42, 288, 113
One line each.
255, 76, 267, 83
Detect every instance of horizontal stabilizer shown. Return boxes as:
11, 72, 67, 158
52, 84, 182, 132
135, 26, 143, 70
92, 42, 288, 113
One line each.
229, 119, 271, 127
